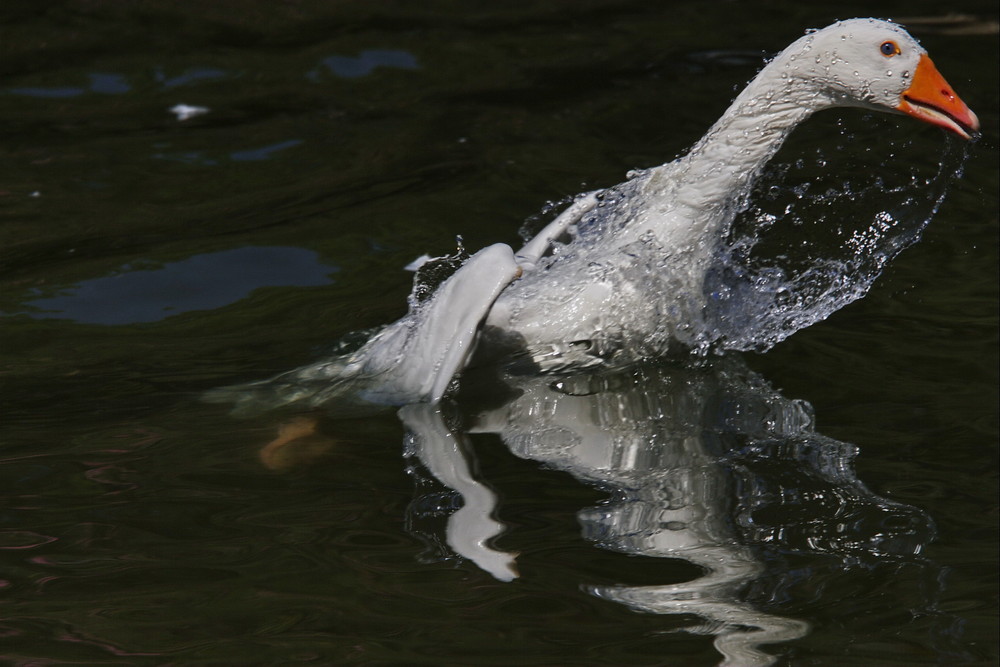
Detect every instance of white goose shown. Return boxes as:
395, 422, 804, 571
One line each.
479, 18, 979, 370
210, 19, 979, 413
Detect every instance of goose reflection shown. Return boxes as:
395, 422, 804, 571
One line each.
395, 355, 933, 667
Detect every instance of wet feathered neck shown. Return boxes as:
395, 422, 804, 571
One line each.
641, 33, 834, 245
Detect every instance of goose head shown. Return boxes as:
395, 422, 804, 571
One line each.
775, 18, 979, 138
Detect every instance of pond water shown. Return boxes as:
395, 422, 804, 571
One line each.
1, 2, 997, 665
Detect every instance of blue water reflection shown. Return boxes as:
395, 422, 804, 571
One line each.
311, 49, 419, 79
87, 72, 131, 95
6, 72, 131, 98
158, 67, 230, 88
7, 85, 86, 98
152, 139, 304, 165
229, 139, 304, 162
15, 246, 337, 325
6, 67, 232, 99
6, 49, 417, 100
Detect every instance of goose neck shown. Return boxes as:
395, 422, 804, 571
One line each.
673, 74, 820, 212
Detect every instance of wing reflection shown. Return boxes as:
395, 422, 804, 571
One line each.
403, 356, 934, 667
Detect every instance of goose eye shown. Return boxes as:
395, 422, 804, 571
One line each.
880, 40, 900, 56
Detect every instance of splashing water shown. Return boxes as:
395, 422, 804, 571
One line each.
703, 130, 969, 353
493, 121, 969, 365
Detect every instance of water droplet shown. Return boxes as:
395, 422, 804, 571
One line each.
886, 70, 893, 77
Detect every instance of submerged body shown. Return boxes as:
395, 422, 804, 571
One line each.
207, 19, 978, 413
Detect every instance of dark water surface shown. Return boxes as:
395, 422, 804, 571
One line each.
1, 2, 997, 665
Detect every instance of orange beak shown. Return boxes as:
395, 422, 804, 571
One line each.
897, 54, 980, 139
